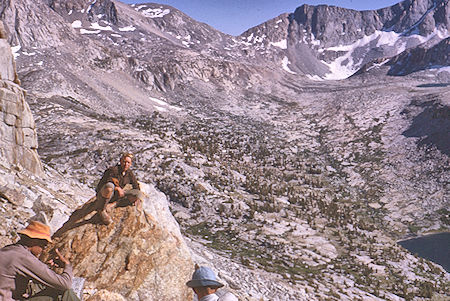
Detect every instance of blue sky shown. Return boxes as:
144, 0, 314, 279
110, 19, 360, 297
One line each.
121, 0, 402, 36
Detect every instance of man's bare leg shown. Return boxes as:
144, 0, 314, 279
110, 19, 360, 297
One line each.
97, 183, 114, 225
126, 195, 143, 211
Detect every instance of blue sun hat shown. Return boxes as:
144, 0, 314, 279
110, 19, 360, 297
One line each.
186, 266, 224, 288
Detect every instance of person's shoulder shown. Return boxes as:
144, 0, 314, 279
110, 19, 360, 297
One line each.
218, 292, 238, 301
0, 243, 20, 253
5, 244, 39, 263
1, 243, 25, 251
106, 165, 120, 173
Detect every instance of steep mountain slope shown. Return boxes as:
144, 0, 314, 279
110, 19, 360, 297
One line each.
387, 36, 450, 75
1, 0, 449, 300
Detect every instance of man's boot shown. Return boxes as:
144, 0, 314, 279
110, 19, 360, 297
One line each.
99, 210, 112, 225
96, 194, 113, 225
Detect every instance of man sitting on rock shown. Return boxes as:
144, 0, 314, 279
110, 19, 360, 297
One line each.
0, 221, 80, 301
95, 152, 144, 225
186, 266, 238, 301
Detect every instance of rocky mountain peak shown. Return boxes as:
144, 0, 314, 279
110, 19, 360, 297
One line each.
387, 36, 450, 75
237, 0, 449, 79
49, 0, 119, 25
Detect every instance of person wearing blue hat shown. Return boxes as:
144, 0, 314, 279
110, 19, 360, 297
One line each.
186, 266, 238, 301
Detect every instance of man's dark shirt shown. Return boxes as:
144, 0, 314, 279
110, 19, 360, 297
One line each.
96, 165, 140, 199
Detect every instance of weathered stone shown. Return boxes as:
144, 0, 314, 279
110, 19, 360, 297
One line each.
48, 203, 193, 301
22, 128, 38, 148
18, 106, 35, 128
0, 185, 25, 206
0, 37, 42, 175
0, 122, 14, 142
3, 112, 16, 126
0, 21, 7, 39
86, 290, 127, 301
3, 95, 20, 115
14, 128, 24, 146
0, 40, 15, 82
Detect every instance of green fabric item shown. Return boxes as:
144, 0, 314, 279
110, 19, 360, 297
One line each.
26, 287, 80, 301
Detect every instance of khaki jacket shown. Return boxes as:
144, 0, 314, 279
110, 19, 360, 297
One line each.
0, 244, 73, 300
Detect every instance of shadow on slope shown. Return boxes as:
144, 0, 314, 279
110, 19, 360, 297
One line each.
402, 98, 450, 156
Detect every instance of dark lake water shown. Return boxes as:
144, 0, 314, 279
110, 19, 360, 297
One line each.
398, 232, 450, 272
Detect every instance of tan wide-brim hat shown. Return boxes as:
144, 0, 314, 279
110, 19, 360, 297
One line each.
18, 220, 52, 242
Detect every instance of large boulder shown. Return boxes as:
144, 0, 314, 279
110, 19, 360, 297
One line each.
48, 183, 194, 301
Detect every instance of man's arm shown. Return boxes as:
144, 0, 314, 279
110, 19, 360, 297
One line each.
18, 250, 73, 291
130, 171, 140, 190
103, 167, 118, 186
97, 167, 118, 192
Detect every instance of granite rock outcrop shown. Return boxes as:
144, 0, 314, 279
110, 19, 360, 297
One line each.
49, 202, 193, 301
0, 21, 42, 175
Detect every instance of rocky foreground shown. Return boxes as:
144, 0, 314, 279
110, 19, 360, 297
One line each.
1, 0, 449, 300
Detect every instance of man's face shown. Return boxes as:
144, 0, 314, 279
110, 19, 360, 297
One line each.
30, 239, 48, 257
120, 156, 132, 172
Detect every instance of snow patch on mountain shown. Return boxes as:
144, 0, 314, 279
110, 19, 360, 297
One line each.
303, 32, 321, 46
136, 6, 171, 19
71, 20, 82, 28
11, 45, 21, 59
149, 97, 182, 112
322, 28, 450, 79
281, 56, 296, 74
119, 25, 136, 32
80, 29, 100, 35
155, 106, 167, 112
270, 39, 287, 49
90, 22, 112, 31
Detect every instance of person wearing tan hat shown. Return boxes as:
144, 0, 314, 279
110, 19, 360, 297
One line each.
0, 221, 80, 301
94, 152, 144, 225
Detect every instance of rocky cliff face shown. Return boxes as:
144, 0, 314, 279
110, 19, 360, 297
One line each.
387, 36, 450, 75
0, 21, 42, 175
0, 0, 77, 49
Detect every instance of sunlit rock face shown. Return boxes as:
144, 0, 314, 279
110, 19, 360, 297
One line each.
0, 21, 42, 175
48, 204, 193, 301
